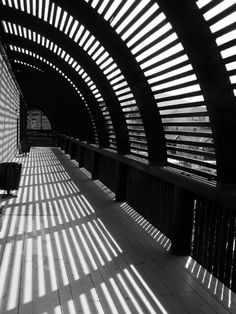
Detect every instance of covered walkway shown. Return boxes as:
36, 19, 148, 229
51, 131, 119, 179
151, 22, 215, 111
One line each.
0, 147, 234, 314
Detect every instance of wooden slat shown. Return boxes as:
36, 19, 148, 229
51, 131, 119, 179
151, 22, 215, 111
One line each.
166, 138, 214, 147
166, 162, 217, 179
165, 130, 213, 137
167, 153, 216, 169
163, 121, 210, 127
167, 145, 215, 158
161, 111, 208, 118
0, 147, 234, 314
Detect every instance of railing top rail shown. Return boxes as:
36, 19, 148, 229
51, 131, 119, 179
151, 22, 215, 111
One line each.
59, 134, 236, 209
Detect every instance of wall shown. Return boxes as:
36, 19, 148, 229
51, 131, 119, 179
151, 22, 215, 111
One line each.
0, 46, 20, 161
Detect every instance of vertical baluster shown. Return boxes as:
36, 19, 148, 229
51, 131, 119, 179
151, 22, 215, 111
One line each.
218, 206, 229, 284
70, 141, 76, 160
91, 151, 100, 180
64, 138, 69, 154
224, 209, 235, 290
61, 137, 66, 151
56, 135, 62, 148
67, 140, 72, 157
202, 199, 211, 269
213, 205, 223, 278
115, 161, 128, 202
206, 201, 217, 274
198, 198, 207, 267
84, 148, 92, 172
231, 226, 236, 293
192, 197, 200, 260
167, 183, 174, 239
78, 146, 85, 168
162, 181, 169, 235
171, 186, 194, 256
74, 143, 80, 164
159, 179, 165, 233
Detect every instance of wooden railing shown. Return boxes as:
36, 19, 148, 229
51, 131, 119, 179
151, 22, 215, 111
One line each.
192, 197, 236, 292
25, 131, 57, 147
57, 134, 236, 293
126, 168, 174, 239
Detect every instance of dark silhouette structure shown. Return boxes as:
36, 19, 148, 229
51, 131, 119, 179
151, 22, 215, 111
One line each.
0, 0, 236, 311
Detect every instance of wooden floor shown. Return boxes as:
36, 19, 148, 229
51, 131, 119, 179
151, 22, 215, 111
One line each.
0, 147, 235, 314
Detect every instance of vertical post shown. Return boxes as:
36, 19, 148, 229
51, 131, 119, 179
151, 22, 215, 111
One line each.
70, 141, 76, 160
91, 151, 100, 180
171, 186, 194, 256
65, 138, 70, 155
115, 161, 128, 202
67, 140, 72, 157
56, 135, 62, 149
73, 142, 80, 164
78, 146, 85, 168
61, 137, 66, 151
231, 237, 236, 293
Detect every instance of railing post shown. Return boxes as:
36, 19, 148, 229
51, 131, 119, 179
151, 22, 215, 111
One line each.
91, 151, 100, 180
61, 137, 66, 152
78, 146, 85, 168
171, 186, 194, 256
56, 134, 61, 148
115, 160, 128, 202
73, 142, 80, 164
67, 140, 72, 156
70, 141, 76, 160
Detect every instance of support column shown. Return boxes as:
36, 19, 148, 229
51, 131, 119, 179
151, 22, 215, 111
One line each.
115, 161, 128, 202
157, 0, 236, 188
78, 146, 85, 168
56, 134, 61, 148
91, 151, 100, 180
66, 140, 72, 156
70, 141, 76, 160
171, 186, 195, 256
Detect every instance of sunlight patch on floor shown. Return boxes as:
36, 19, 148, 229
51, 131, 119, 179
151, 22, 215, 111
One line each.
0, 147, 168, 314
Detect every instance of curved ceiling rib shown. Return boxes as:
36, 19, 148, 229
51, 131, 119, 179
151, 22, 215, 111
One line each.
0, 0, 164, 160
13, 48, 99, 142
0, 3, 132, 154
5, 36, 112, 147
3, 23, 112, 147
18, 76, 85, 138
3, 22, 116, 148
196, 0, 236, 96
10, 48, 98, 142
153, 0, 236, 187
0, 5, 130, 154
3, 0, 233, 180
15, 60, 43, 72
6, 0, 214, 176
53, 0, 166, 162
82, 0, 217, 179
13, 59, 96, 141
17, 76, 60, 133
194, 0, 236, 187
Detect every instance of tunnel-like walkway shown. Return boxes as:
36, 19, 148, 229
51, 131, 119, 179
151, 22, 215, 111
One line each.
0, 147, 234, 314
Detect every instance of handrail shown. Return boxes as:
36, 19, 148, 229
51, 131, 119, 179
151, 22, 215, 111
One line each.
59, 134, 236, 209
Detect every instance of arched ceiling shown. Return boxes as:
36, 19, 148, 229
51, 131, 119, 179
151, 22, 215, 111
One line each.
13, 63, 94, 140
8, 37, 110, 146
0, 0, 236, 187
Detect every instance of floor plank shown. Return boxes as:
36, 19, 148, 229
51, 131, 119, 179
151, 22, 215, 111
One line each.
0, 147, 234, 313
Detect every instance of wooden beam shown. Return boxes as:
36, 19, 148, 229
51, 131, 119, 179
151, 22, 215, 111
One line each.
156, 0, 236, 189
